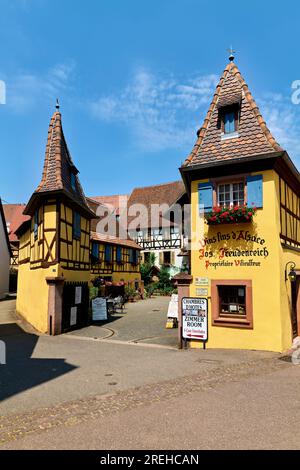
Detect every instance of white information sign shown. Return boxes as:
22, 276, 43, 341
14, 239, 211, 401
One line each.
196, 288, 208, 297
195, 277, 209, 286
92, 297, 108, 321
70, 306, 77, 326
182, 297, 208, 341
75, 286, 82, 305
167, 294, 178, 319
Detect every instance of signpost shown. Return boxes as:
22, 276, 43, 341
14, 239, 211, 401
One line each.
182, 297, 208, 348
167, 294, 178, 319
92, 297, 108, 321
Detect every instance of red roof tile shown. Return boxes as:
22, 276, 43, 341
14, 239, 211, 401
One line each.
90, 231, 141, 250
3, 204, 29, 243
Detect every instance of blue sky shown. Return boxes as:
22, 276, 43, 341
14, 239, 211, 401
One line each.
1, 0, 300, 203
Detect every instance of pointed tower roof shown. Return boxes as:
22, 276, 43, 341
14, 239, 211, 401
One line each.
25, 106, 95, 218
182, 59, 283, 167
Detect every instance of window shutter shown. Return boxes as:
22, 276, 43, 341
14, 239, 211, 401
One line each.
171, 251, 176, 266
105, 245, 112, 263
246, 175, 263, 208
159, 252, 164, 265
198, 182, 213, 213
116, 246, 122, 263
92, 242, 99, 259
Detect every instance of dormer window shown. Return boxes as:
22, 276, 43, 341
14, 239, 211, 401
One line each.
224, 111, 236, 134
219, 104, 240, 140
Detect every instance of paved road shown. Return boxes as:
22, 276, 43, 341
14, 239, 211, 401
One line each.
1, 296, 299, 450
68, 296, 178, 347
1, 355, 299, 449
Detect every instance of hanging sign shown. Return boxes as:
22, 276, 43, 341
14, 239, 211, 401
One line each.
182, 297, 208, 342
92, 297, 108, 321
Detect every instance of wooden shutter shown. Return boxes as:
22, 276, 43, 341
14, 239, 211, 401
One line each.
171, 251, 176, 266
105, 245, 112, 263
159, 252, 164, 265
246, 175, 263, 208
198, 182, 213, 213
116, 246, 122, 263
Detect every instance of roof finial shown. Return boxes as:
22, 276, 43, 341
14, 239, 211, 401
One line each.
228, 46, 235, 62
56, 98, 60, 111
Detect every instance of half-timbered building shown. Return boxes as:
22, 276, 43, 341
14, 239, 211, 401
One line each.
90, 181, 190, 277
0, 198, 11, 299
180, 54, 300, 352
15, 103, 142, 337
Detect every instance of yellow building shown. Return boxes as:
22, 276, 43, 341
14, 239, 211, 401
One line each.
16, 104, 141, 335
180, 56, 300, 352
90, 231, 141, 288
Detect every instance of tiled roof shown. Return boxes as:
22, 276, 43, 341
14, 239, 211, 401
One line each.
26, 110, 94, 217
2, 204, 29, 243
128, 181, 185, 211
90, 231, 141, 250
127, 180, 185, 229
183, 61, 282, 167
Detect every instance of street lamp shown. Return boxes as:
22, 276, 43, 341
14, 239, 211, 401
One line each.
285, 261, 297, 282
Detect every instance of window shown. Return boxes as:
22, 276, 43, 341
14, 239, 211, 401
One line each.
91, 242, 99, 263
104, 245, 112, 263
73, 212, 81, 240
116, 246, 122, 264
70, 173, 76, 192
218, 286, 246, 316
220, 105, 239, 137
211, 280, 253, 328
34, 209, 39, 240
224, 111, 236, 134
163, 251, 171, 265
218, 182, 244, 207
129, 249, 138, 265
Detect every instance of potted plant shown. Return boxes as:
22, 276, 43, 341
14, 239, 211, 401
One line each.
206, 204, 257, 225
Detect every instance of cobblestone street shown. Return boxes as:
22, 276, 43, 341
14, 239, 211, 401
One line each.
1, 296, 300, 450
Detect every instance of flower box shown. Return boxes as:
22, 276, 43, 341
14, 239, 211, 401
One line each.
206, 205, 257, 225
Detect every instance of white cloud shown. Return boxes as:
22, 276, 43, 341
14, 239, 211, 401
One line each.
258, 92, 300, 167
90, 68, 219, 152
5, 60, 75, 113
90, 68, 300, 165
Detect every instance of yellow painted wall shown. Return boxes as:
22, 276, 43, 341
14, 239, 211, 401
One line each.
189, 170, 299, 352
17, 231, 60, 333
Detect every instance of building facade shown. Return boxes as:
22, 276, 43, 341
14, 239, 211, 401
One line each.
16, 106, 141, 335
90, 181, 190, 278
0, 199, 11, 299
180, 56, 300, 352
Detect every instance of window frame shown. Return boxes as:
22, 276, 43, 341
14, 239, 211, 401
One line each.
212, 175, 247, 208
34, 208, 39, 240
70, 172, 77, 192
104, 244, 113, 264
217, 181, 245, 207
220, 105, 240, 135
73, 211, 81, 240
91, 241, 99, 263
211, 280, 253, 329
116, 245, 123, 264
